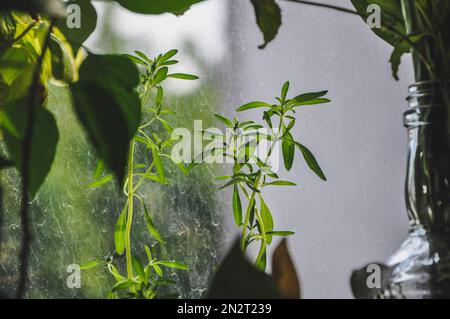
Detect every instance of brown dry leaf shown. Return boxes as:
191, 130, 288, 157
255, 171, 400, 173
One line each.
272, 238, 300, 299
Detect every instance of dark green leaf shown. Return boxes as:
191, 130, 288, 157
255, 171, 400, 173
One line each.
291, 91, 328, 105
157, 261, 189, 270
93, 159, 105, 180
291, 98, 330, 107
49, 33, 77, 83
161, 49, 178, 63
123, 54, 148, 66
71, 54, 141, 183
389, 32, 429, 80
114, 0, 204, 15
350, 0, 405, 47
0, 155, 13, 169
0, 98, 59, 197
55, 0, 98, 53
250, 0, 282, 49
266, 231, 295, 236
295, 142, 326, 181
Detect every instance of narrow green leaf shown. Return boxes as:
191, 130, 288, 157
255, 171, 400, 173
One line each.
0, 99, 59, 197
389, 32, 429, 81
111, 280, 137, 293
142, 201, 166, 244
93, 159, 105, 180
114, 0, 204, 15
236, 101, 271, 112
132, 256, 146, 280
177, 162, 189, 176
144, 245, 153, 263
153, 264, 163, 277
282, 132, 295, 171
291, 91, 328, 105
167, 73, 199, 80
135, 173, 162, 184
265, 231, 295, 236
152, 148, 166, 183
158, 117, 173, 134
214, 114, 233, 128
295, 142, 326, 181
134, 50, 152, 65
55, 0, 97, 53
161, 60, 178, 66
291, 98, 330, 107
232, 185, 243, 226
114, 204, 127, 255
123, 54, 148, 66
71, 54, 141, 184
156, 86, 164, 105
259, 195, 274, 244
107, 263, 125, 282
161, 49, 179, 63
219, 177, 248, 190
89, 174, 113, 188
264, 180, 297, 187
0, 156, 13, 169
281, 81, 289, 103
80, 260, 103, 270
157, 261, 189, 270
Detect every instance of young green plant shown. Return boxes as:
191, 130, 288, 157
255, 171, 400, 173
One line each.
210, 81, 329, 270
83, 49, 198, 298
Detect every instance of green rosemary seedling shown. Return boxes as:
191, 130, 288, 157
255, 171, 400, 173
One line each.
82, 49, 198, 298
210, 81, 329, 270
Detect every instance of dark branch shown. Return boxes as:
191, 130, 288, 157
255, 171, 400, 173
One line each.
16, 20, 55, 300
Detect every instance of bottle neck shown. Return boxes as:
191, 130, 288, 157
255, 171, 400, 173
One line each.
404, 81, 450, 234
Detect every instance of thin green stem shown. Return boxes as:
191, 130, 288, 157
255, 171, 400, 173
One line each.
240, 191, 256, 251
124, 80, 154, 280
133, 161, 155, 192
240, 174, 261, 251
125, 140, 135, 279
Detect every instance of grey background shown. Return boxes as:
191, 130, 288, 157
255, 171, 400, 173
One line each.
88, 0, 415, 298
221, 0, 414, 299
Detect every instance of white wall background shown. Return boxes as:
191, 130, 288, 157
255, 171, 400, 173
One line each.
220, 0, 414, 298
